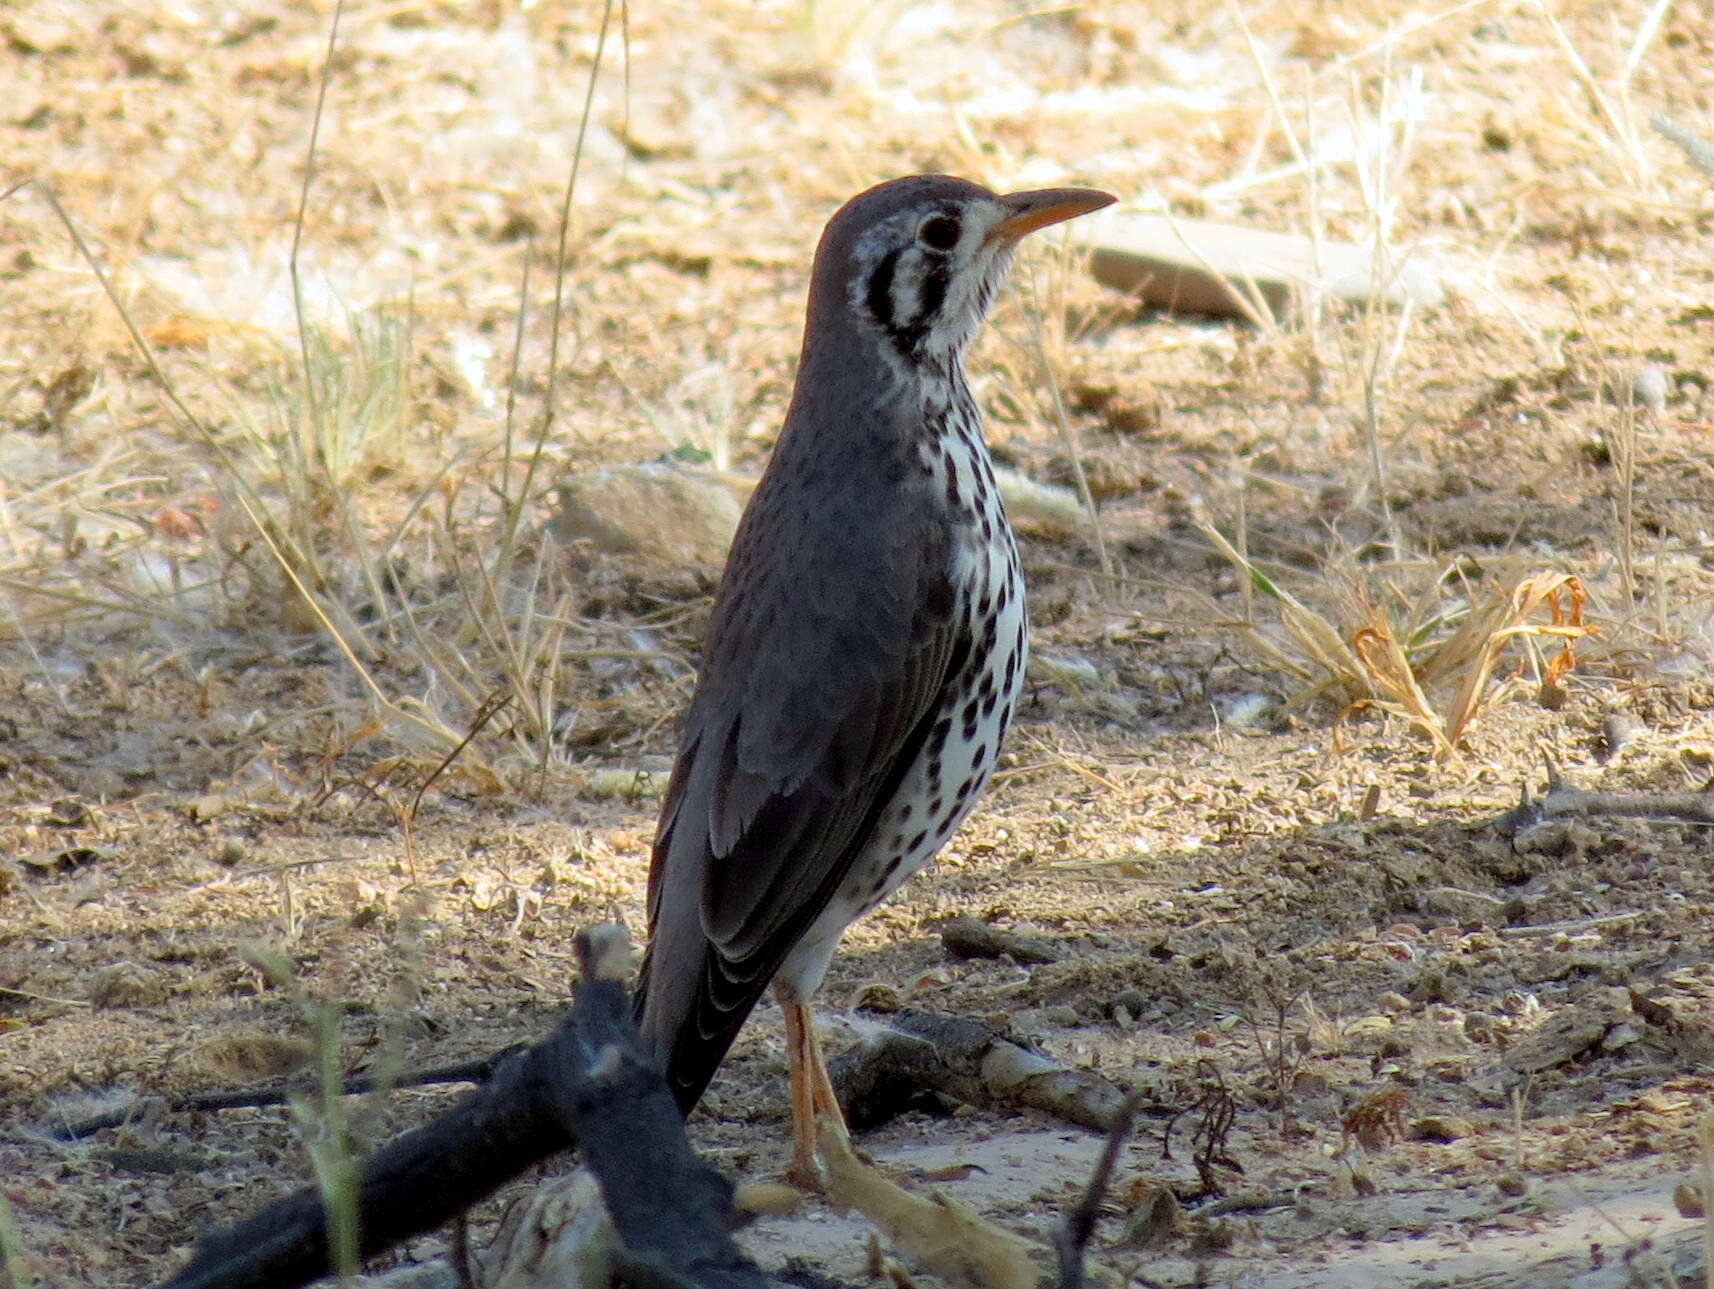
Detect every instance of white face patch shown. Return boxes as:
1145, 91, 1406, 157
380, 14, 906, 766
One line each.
845, 197, 1015, 370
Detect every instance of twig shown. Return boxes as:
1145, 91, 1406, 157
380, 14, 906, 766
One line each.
1651, 114, 1714, 181
1054, 1094, 1139, 1289
1497, 775, 1714, 836
49, 1047, 528, 1142
1498, 911, 1647, 939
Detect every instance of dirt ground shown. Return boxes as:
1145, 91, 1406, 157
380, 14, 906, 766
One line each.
4, 1, 1714, 1286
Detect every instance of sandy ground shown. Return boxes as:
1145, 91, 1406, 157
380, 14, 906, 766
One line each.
3, 1, 1714, 1286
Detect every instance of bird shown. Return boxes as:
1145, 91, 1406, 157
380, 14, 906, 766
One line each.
633, 174, 1115, 1186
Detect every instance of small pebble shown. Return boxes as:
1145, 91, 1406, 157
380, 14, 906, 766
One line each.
1632, 364, 1670, 411
1598, 711, 1641, 761
1410, 1115, 1474, 1142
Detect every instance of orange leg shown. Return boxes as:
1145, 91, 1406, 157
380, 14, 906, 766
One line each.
778, 992, 852, 1191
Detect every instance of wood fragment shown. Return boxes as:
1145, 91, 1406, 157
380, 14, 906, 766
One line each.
939, 917, 1062, 965
828, 1009, 1127, 1134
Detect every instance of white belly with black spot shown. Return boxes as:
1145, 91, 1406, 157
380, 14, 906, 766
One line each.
776, 431, 1026, 1000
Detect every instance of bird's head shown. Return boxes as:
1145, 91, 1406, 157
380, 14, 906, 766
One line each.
807, 174, 1115, 371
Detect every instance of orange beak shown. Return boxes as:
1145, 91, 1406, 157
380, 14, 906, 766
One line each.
987, 187, 1116, 245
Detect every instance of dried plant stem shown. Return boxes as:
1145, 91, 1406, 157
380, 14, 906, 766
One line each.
1611, 395, 1640, 604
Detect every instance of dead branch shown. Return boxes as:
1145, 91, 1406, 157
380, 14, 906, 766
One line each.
546, 929, 769, 1289
154, 927, 768, 1289
828, 1009, 1128, 1134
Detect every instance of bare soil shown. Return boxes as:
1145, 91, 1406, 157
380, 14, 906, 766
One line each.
3, 2, 1714, 1287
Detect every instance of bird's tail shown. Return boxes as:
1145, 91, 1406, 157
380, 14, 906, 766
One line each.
632, 944, 764, 1118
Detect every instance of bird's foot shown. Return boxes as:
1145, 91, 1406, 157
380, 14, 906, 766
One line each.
786, 1120, 873, 1194
785, 1152, 827, 1195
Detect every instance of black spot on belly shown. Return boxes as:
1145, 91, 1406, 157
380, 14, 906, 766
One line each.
900, 803, 914, 821
908, 829, 928, 851
962, 696, 980, 726
927, 796, 942, 818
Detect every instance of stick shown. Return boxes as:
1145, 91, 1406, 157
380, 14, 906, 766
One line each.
49, 1047, 528, 1142
1053, 1094, 1139, 1289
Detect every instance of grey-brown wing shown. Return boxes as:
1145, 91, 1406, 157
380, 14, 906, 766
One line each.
635, 465, 964, 1111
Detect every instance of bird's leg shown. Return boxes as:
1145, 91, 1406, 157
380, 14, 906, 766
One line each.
780, 994, 823, 1190
801, 1005, 847, 1125
778, 991, 854, 1192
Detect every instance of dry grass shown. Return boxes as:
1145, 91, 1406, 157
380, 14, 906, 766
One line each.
1202, 518, 1595, 756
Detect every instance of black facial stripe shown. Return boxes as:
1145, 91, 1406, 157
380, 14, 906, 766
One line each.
867, 247, 901, 330
887, 257, 950, 358
916, 260, 951, 332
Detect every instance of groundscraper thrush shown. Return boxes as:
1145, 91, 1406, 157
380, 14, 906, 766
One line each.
634, 174, 1115, 1184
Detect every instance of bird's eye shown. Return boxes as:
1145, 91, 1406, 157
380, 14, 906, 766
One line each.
918, 214, 961, 251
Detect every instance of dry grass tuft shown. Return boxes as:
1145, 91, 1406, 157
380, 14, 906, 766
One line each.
1201, 520, 1592, 757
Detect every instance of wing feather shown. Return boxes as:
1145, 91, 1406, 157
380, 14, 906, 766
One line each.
634, 419, 965, 1111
